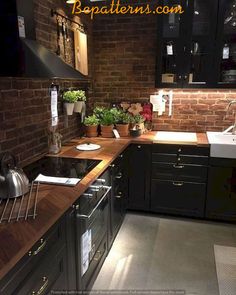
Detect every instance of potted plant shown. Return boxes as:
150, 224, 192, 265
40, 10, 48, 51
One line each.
130, 114, 145, 137
84, 115, 99, 137
62, 90, 78, 115
99, 108, 115, 138
74, 90, 86, 113
115, 110, 131, 137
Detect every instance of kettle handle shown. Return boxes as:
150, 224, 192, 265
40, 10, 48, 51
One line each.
0, 152, 17, 176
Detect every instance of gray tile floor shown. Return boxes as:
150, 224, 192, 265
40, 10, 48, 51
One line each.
92, 213, 236, 295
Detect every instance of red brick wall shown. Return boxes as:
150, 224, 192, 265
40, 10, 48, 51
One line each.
0, 0, 92, 165
0, 78, 89, 165
91, 14, 236, 132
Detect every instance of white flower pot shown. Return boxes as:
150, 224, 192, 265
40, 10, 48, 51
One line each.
64, 103, 74, 116
74, 101, 84, 113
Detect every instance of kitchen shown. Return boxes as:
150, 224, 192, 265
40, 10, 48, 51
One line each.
0, 0, 236, 294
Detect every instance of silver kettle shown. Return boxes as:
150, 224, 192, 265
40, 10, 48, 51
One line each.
0, 153, 29, 199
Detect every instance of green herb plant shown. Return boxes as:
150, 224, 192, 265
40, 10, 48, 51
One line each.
84, 115, 100, 126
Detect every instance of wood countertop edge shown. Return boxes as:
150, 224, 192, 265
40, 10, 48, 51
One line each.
0, 132, 209, 280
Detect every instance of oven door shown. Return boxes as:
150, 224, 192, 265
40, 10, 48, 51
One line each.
76, 186, 111, 289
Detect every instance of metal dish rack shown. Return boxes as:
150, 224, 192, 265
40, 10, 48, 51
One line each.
0, 181, 40, 224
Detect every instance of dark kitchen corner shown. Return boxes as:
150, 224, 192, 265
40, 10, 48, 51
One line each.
1, 0, 236, 295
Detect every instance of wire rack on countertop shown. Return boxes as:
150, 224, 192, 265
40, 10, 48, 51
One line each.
0, 182, 40, 224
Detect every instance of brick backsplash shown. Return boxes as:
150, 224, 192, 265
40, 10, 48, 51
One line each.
0, 77, 89, 165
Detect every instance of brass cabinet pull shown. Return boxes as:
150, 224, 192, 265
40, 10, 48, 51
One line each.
115, 173, 122, 179
29, 239, 46, 256
173, 164, 184, 169
32, 276, 49, 295
115, 192, 122, 199
173, 181, 184, 186
93, 250, 102, 261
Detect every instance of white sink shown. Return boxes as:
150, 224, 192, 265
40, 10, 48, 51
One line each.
207, 132, 236, 158
154, 131, 197, 144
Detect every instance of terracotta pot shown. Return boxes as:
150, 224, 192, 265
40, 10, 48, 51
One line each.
64, 103, 74, 116
101, 125, 114, 138
74, 101, 84, 113
85, 125, 98, 137
116, 124, 129, 137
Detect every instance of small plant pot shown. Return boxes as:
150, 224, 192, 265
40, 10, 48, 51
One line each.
85, 125, 98, 137
130, 129, 142, 137
116, 124, 129, 137
74, 101, 84, 113
101, 125, 114, 138
64, 103, 74, 116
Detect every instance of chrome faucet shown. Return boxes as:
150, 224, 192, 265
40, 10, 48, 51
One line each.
225, 100, 236, 134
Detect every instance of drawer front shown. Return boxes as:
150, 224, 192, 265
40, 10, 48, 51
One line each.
151, 179, 206, 217
152, 144, 209, 156
0, 218, 66, 295
152, 153, 209, 165
152, 162, 208, 182
16, 246, 67, 295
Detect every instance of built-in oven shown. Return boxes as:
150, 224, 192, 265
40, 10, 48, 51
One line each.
74, 169, 111, 291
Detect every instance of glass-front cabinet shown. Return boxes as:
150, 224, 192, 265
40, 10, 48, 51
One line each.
156, 0, 236, 88
215, 0, 236, 86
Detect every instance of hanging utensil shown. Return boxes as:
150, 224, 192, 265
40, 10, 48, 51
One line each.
62, 21, 66, 59
56, 16, 60, 56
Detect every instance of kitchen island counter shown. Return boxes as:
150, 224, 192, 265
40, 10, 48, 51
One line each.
0, 132, 208, 280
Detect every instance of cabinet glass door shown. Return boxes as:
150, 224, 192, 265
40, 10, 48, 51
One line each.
186, 0, 217, 86
156, 0, 186, 87
216, 0, 236, 86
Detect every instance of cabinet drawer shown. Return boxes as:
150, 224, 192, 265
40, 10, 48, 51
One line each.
151, 179, 206, 218
152, 153, 209, 165
0, 217, 66, 294
152, 144, 209, 157
15, 246, 67, 295
152, 162, 208, 182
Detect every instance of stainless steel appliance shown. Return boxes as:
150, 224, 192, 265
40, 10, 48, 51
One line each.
0, 152, 29, 199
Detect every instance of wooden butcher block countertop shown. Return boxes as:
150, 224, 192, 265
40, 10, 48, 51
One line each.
0, 132, 209, 280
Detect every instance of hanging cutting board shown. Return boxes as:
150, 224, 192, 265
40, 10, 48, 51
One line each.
74, 30, 88, 75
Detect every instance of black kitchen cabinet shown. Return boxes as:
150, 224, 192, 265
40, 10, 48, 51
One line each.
156, 0, 236, 88
0, 0, 35, 77
65, 206, 77, 291
0, 217, 68, 295
214, 0, 236, 87
206, 157, 236, 221
151, 144, 209, 217
128, 144, 151, 211
109, 149, 129, 247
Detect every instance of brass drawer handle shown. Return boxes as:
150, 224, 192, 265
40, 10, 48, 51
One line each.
115, 192, 122, 199
93, 250, 102, 261
32, 276, 49, 295
115, 173, 123, 179
173, 181, 184, 186
173, 164, 184, 169
29, 239, 46, 256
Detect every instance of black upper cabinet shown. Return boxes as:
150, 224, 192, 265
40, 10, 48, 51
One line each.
215, 0, 236, 87
156, 0, 236, 88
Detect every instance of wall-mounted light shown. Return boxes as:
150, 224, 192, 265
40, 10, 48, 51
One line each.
66, 0, 76, 3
